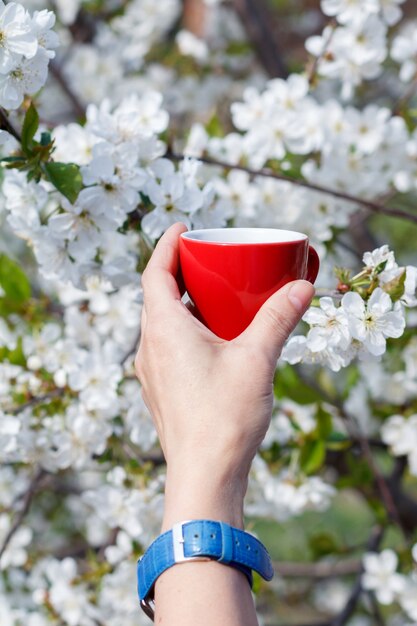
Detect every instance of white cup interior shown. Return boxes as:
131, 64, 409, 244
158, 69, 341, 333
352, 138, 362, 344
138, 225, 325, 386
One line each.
181, 228, 308, 244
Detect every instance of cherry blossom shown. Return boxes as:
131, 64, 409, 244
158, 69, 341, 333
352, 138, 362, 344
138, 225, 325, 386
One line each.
0, 2, 37, 73
342, 289, 405, 357
381, 414, 417, 475
362, 549, 406, 604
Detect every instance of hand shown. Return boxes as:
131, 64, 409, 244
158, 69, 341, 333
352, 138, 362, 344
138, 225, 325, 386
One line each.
135, 223, 315, 528
135, 223, 315, 625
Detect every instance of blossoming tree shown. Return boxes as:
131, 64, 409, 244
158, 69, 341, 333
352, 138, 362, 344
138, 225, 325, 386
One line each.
1, 0, 417, 623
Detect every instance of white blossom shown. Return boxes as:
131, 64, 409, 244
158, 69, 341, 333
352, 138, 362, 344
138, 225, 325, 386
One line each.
399, 579, 417, 622
0, 2, 37, 74
142, 158, 205, 238
342, 288, 405, 356
381, 414, 417, 476
392, 22, 417, 82
363, 244, 397, 275
321, 0, 379, 24
306, 16, 387, 99
176, 30, 209, 62
303, 297, 351, 353
68, 350, 122, 412
362, 550, 406, 605
33, 558, 100, 626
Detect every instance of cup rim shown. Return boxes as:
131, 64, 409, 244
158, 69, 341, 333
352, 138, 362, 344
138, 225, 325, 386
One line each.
180, 228, 308, 245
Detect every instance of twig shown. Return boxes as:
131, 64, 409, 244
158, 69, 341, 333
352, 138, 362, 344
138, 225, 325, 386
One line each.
0, 107, 21, 143
393, 72, 417, 116
97, 527, 120, 560
295, 369, 406, 533
344, 411, 405, 533
386, 458, 417, 534
275, 558, 361, 579
367, 591, 386, 626
280, 623, 331, 626
334, 237, 362, 261
183, 0, 207, 38
314, 289, 344, 299
120, 330, 142, 366
0, 469, 45, 562
279, 623, 331, 626
166, 151, 417, 225
330, 526, 384, 626
49, 60, 86, 119
5, 388, 65, 416
232, 0, 289, 78
307, 21, 337, 85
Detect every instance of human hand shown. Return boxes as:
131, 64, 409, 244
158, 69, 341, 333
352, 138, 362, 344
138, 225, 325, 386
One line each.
135, 222, 314, 529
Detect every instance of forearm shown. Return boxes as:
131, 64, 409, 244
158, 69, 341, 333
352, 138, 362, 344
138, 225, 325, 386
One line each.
154, 468, 259, 626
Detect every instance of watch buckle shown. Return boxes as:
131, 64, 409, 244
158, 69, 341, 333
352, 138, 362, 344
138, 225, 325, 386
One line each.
140, 597, 155, 621
172, 521, 212, 563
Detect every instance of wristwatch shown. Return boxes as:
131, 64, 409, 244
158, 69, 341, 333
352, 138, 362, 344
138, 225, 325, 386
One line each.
137, 519, 274, 620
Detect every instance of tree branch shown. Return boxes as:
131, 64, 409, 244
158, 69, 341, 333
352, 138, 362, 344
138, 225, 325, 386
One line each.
386, 457, 417, 534
6, 388, 65, 416
183, 0, 207, 38
0, 107, 21, 143
232, 0, 289, 78
307, 21, 337, 85
393, 72, 417, 116
49, 60, 86, 119
295, 369, 407, 534
275, 558, 361, 579
330, 526, 384, 626
166, 151, 417, 225
348, 413, 405, 532
120, 330, 142, 366
367, 591, 386, 626
0, 469, 46, 562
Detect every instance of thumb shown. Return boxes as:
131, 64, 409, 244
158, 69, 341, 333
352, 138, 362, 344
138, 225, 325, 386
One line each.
238, 280, 315, 363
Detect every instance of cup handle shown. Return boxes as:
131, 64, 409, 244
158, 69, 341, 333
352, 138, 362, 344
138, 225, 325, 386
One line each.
306, 246, 320, 284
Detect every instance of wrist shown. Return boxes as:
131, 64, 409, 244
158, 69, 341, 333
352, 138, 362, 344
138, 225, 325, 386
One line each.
162, 466, 247, 532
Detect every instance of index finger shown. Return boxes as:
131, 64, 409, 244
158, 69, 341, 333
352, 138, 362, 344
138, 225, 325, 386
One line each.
142, 222, 188, 310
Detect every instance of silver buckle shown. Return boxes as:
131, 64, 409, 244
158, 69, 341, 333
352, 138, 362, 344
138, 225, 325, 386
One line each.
172, 521, 212, 563
140, 598, 155, 621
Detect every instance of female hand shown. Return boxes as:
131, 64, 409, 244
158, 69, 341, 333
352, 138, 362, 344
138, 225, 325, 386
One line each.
135, 222, 315, 530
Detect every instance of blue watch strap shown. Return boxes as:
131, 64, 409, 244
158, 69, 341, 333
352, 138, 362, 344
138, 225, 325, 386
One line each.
137, 519, 274, 619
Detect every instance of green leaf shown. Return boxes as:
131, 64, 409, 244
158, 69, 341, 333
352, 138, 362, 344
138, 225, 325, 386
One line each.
251, 571, 262, 595
44, 162, 83, 204
300, 439, 326, 475
0, 254, 31, 312
1, 156, 26, 163
326, 432, 351, 451
316, 406, 333, 439
0, 338, 25, 366
334, 266, 352, 285
337, 453, 373, 488
96, 447, 114, 464
206, 114, 224, 138
374, 260, 388, 274
382, 269, 406, 302
274, 365, 322, 405
309, 532, 340, 558
21, 103, 39, 155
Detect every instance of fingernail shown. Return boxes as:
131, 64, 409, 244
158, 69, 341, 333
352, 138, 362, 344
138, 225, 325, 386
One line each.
287, 281, 315, 313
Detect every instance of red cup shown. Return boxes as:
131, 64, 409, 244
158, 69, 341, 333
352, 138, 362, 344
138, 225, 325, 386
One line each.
179, 228, 319, 340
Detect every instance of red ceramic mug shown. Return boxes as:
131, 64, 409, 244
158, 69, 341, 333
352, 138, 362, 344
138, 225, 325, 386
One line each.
179, 228, 320, 340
